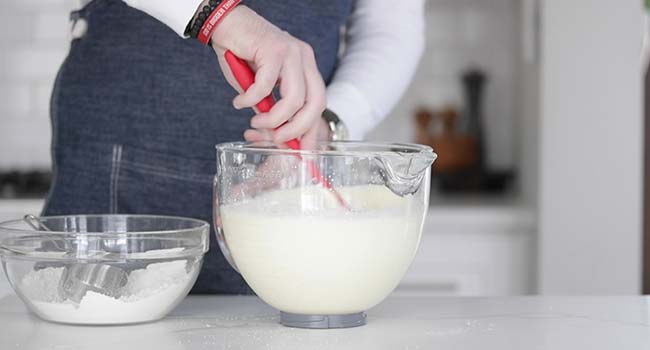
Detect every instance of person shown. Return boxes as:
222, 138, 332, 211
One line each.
43, 0, 425, 293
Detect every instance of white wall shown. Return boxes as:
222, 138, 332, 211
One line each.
538, 0, 643, 294
0, 0, 72, 170
367, 0, 520, 172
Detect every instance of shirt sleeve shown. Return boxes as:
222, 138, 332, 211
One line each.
326, 0, 426, 140
122, 0, 203, 37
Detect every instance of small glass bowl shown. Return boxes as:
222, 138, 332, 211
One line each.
0, 215, 209, 325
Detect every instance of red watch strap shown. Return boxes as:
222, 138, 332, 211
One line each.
198, 0, 242, 45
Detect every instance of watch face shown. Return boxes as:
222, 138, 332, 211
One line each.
332, 124, 349, 141
323, 109, 349, 141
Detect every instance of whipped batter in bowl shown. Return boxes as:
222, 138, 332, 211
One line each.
220, 185, 426, 315
215, 141, 435, 328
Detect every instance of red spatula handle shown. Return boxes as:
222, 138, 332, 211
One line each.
223, 50, 349, 209
223, 51, 300, 150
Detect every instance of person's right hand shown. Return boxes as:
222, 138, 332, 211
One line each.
210, 5, 327, 149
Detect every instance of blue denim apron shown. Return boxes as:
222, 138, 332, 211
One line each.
43, 0, 352, 294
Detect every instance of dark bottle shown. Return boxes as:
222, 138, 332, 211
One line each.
462, 68, 487, 171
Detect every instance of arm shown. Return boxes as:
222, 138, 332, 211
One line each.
327, 0, 426, 140
122, 0, 202, 37
122, 1, 327, 148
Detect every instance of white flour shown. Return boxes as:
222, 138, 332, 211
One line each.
20, 252, 196, 325
220, 185, 426, 315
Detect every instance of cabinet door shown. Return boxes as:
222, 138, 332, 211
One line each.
398, 231, 534, 297
538, 0, 643, 294
397, 209, 535, 297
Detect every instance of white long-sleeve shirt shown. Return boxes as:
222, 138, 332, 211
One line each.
122, 0, 425, 140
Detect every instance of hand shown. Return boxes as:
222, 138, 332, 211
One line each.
211, 5, 327, 148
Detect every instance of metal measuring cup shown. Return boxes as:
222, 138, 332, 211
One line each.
23, 215, 129, 304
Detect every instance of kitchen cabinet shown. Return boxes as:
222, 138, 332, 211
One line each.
0, 199, 43, 222
536, 0, 643, 294
399, 204, 535, 296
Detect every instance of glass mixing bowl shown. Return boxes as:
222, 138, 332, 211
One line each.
214, 141, 436, 328
0, 215, 209, 325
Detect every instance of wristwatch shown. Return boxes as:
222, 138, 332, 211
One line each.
322, 108, 349, 141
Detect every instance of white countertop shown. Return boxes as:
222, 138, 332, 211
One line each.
0, 295, 648, 349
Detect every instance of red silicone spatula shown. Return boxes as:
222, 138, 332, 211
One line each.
224, 50, 350, 210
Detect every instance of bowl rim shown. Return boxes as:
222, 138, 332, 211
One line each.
0, 214, 210, 236
215, 140, 437, 158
